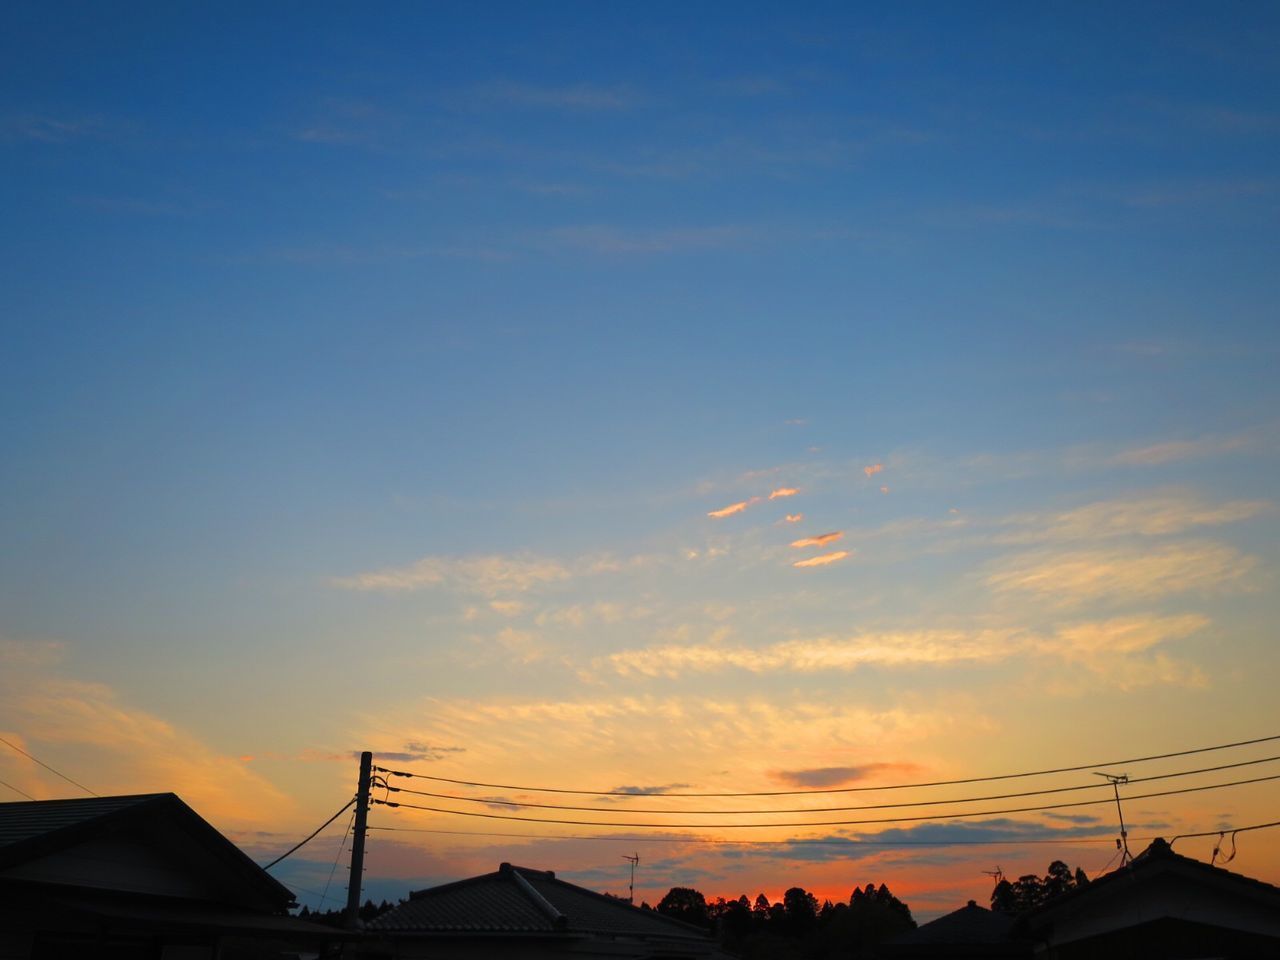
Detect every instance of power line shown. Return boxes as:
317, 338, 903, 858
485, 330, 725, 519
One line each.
0, 778, 35, 801
367, 825, 1128, 846
320, 808, 358, 906
0, 734, 98, 797
385, 754, 1280, 815
366, 818, 1280, 849
371, 771, 1280, 829
373, 732, 1280, 798
1171, 820, 1280, 843
263, 797, 357, 871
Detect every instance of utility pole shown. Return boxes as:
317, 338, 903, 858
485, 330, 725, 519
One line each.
345, 751, 373, 928
623, 853, 639, 904
1095, 772, 1131, 865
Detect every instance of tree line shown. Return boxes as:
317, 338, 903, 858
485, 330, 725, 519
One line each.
644, 858, 1090, 958
647, 881, 915, 959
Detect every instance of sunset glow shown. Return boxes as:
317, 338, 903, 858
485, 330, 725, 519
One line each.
3, 2, 1278, 929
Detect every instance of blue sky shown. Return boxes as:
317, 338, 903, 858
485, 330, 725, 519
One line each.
2, 1, 1279, 914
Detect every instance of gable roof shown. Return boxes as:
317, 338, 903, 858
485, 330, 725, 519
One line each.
0, 793, 167, 849
1024, 836, 1280, 924
892, 900, 1017, 945
370, 862, 712, 941
0, 793, 295, 911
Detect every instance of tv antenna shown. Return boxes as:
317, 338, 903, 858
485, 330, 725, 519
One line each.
982, 866, 1005, 885
623, 853, 639, 904
1095, 772, 1131, 865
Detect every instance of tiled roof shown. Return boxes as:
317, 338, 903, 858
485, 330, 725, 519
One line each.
1025, 836, 1280, 921
0, 793, 295, 909
892, 900, 1016, 945
0, 794, 170, 849
370, 863, 710, 940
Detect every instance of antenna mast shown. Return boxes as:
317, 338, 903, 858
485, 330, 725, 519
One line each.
623, 853, 639, 904
1095, 772, 1131, 865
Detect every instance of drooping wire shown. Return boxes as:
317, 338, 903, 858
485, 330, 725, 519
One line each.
0, 777, 35, 800
263, 797, 357, 870
370, 771, 1280, 829
321, 808, 358, 907
0, 735, 98, 797
1092, 845, 1123, 879
1170, 820, 1280, 843
372, 733, 1280, 798
382, 753, 1280, 815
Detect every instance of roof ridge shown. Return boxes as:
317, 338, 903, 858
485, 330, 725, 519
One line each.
509, 865, 567, 929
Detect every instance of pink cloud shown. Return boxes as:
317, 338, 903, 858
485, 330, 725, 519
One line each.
791, 531, 844, 549
769, 487, 800, 500
708, 497, 760, 518
793, 551, 850, 568
864, 463, 884, 477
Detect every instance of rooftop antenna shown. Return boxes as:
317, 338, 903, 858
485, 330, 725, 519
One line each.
1095, 772, 1131, 865
982, 866, 1005, 885
623, 853, 639, 904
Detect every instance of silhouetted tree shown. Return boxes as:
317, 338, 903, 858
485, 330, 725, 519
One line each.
782, 886, 819, 936
991, 860, 1090, 915
657, 886, 710, 928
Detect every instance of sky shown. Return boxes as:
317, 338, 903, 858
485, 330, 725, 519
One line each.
2, 1, 1279, 919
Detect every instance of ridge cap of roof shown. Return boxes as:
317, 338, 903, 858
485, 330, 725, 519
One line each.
508, 864, 567, 929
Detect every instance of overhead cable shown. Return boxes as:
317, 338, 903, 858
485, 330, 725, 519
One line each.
367, 825, 1125, 846
370, 771, 1280, 829
0, 734, 98, 797
372, 732, 1280, 798
263, 797, 357, 870
0, 778, 35, 801
367, 817, 1280, 848
384, 753, 1280, 814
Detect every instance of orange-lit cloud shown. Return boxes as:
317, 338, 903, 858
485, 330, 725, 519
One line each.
784, 513, 803, 523
986, 541, 1254, 605
791, 531, 844, 549
768, 487, 799, 500
880, 485, 890, 494
601, 615, 1207, 683
793, 550, 849, 568
0, 670, 293, 827
864, 463, 884, 477
708, 497, 759, 518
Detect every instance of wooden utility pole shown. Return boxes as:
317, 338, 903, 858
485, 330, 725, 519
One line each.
345, 751, 373, 928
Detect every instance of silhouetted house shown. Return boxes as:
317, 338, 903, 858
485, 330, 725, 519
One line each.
1019, 836, 1280, 958
0, 793, 339, 960
883, 837, 1280, 959
360, 862, 729, 960
881, 899, 1031, 958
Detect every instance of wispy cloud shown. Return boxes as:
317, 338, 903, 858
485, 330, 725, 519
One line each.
1, 113, 114, 143
543, 224, 757, 255
863, 463, 884, 477
1112, 432, 1258, 466
1, 669, 292, 825
601, 615, 1209, 683
793, 550, 850, 568
791, 532, 844, 549
366, 741, 465, 763
333, 552, 573, 595
769, 487, 800, 500
986, 541, 1255, 606
476, 81, 638, 111
709, 498, 759, 519
994, 494, 1270, 543
770, 764, 921, 788
607, 783, 693, 796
